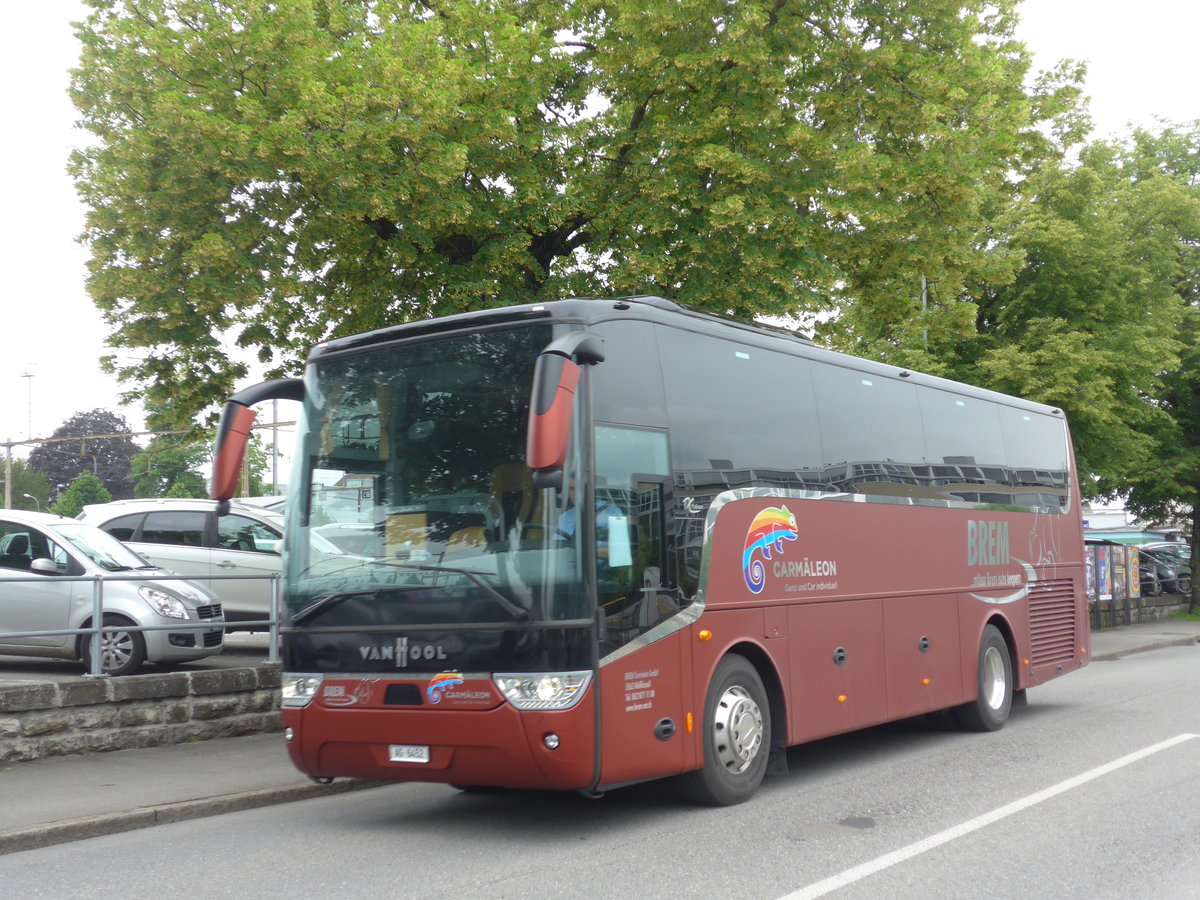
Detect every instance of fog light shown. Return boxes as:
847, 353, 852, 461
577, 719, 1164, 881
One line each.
544, 733, 560, 750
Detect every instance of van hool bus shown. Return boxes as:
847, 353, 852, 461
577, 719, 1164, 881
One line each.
212, 296, 1088, 805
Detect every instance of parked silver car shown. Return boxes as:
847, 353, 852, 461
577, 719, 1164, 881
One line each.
78, 498, 285, 629
0, 510, 224, 676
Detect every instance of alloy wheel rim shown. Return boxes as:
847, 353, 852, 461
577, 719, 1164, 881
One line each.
981, 645, 1007, 710
99, 631, 135, 672
712, 685, 764, 774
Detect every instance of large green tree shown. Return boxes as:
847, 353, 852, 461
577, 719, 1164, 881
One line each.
28, 409, 139, 501
1112, 124, 1200, 609
131, 434, 210, 498
71, 0, 1066, 421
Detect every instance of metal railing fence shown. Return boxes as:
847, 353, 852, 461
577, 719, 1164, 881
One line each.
0, 571, 281, 677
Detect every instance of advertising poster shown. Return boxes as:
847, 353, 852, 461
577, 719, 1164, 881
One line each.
1086, 547, 1097, 601
1129, 547, 1141, 598
1098, 545, 1112, 601
1111, 544, 1127, 600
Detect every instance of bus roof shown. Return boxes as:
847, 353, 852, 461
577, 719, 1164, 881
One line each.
306, 296, 1063, 419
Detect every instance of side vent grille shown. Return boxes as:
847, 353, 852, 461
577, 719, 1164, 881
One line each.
1029, 579, 1079, 667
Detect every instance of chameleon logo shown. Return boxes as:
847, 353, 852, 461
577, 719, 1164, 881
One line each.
426, 672, 464, 705
742, 506, 799, 594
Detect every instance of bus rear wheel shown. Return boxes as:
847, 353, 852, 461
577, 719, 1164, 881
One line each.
954, 624, 1013, 732
682, 654, 770, 806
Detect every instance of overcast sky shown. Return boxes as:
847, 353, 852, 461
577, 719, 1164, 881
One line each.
2, 0, 1198, 457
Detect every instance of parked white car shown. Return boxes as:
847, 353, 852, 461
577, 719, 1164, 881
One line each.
0, 510, 224, 675
78, 498, 287, 629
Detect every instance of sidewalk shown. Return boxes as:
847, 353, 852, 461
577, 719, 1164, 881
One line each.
1, 618, 1197, 855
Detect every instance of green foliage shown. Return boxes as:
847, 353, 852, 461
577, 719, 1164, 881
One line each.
1, 460, 52, 511
71, 0, 1060, 422
51, 473, 113, 518
132, 434, 210, 498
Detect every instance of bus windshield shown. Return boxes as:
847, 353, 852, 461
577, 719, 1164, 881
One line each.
282, 324, 593, 672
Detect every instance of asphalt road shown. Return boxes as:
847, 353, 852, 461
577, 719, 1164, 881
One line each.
0, 642, 1196, 899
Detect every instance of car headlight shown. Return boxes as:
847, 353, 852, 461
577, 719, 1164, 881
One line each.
282, 674, 324, 708
493, 671, 592, 710
138, 586, 189, 619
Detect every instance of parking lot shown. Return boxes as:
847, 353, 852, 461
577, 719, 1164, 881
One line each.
0, 631, 275, 684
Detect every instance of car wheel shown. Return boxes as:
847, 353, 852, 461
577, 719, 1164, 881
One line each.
953, 624, 1013, 732
681, 654, 770, 806
1179, 578, 1192, 596
80, 614, 147, 677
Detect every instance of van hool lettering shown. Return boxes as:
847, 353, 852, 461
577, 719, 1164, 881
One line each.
358, 637, 448, 668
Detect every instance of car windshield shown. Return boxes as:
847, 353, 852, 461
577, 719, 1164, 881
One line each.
51, 523, 150, 571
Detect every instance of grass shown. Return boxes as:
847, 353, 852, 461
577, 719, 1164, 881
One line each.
1168, 607, 1200, 621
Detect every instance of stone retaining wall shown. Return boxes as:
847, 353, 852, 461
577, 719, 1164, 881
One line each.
1091, 592, 1190, 629
0, 666, 281, 764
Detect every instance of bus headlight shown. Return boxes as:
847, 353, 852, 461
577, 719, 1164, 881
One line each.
282, 673, 324, 708
493, 671, 592, 710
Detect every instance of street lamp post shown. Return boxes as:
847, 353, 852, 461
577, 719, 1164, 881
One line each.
22, 493, 41, 512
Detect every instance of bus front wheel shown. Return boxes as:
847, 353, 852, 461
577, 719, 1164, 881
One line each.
682, 654, 770, 806
954, 624, 1013, 732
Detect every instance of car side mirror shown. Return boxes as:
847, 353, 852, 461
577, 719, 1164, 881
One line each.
30, 558, 62, 576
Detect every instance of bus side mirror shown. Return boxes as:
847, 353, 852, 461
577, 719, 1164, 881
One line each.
211, 378, 306, 506
525, 331, 604, 491
526, 353, 580, 490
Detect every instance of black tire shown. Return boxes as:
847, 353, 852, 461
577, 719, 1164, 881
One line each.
1142, 577, 1159, 597
681, 654, 770, 806
953, 624, 1012, 732
1178, 578, 1191, 596
80, 614, 147, 677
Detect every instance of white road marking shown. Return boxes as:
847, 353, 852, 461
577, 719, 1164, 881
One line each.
779, 733, 1199, 900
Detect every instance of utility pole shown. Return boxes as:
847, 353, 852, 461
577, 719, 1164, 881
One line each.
21, 372, 34, 440
3, 441, 11, 509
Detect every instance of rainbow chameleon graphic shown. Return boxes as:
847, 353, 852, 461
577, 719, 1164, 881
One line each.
742, 506, 799, 594
426, 672, 464, 705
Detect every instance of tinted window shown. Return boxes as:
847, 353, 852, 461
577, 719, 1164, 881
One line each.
815, 366, 925, 490
590, 319, 667, 427
100, 513, 144, 542
140, 511, 207, 547
920, 391, 1006, 468
657, 327, 822, 488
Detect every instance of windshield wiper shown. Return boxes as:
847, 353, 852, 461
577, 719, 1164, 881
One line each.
291, 590, 360, 626
381, 562, 531, 623
290, 563, 530, 627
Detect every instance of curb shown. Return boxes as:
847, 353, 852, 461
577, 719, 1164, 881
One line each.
0, 778, 387, 856
1090, 635, 1200, 662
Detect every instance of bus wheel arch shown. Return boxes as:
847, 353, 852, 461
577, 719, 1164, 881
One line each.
682, 648, 778, 806
954, 621, 1014, 732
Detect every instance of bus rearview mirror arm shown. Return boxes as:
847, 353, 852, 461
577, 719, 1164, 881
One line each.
211, 377, 306, 508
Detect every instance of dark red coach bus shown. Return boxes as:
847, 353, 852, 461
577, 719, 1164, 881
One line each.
212, 296, 1088, 805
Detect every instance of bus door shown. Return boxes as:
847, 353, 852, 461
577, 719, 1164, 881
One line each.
590, 428, 688, 787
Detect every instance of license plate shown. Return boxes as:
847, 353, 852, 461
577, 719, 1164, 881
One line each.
388, 744, 430, 764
